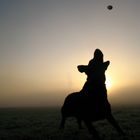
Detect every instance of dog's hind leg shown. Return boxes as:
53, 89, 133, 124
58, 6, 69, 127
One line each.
77, 118, 83, 129
84, 121, 101, 140
106, 113, 125, 135
59, 116, 66, 129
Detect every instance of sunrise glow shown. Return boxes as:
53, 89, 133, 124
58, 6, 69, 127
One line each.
106, 77, 112, 90
1, 0, 140, 107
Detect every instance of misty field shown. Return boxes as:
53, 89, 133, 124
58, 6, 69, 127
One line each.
0, 107, 139, 140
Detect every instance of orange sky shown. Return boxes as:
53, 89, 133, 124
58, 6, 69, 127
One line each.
0, 0, 140, 107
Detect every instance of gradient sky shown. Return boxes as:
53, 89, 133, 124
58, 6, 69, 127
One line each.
0, 0, 140, 107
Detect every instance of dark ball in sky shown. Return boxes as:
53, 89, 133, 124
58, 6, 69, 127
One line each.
107, 5, 113, 10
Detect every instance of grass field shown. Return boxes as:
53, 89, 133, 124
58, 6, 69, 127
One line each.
0, 106, 139, 140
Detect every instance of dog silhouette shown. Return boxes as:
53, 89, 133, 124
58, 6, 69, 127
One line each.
60, 50, 124, 139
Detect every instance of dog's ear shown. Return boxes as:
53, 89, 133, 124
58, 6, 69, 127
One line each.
103, 61, 110, 70
77, 65, 88, 73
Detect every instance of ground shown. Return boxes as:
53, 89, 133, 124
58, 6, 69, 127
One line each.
0, 106, 139, 140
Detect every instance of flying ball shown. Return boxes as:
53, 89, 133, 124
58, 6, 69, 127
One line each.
107, 5, 113, 10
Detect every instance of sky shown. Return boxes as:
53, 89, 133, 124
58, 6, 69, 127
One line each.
0, 0, 140, 107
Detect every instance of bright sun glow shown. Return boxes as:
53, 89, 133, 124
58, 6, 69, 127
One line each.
106, 77, 112, 89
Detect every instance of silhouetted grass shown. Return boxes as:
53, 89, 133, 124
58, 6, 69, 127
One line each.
0, 106, 139, 140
